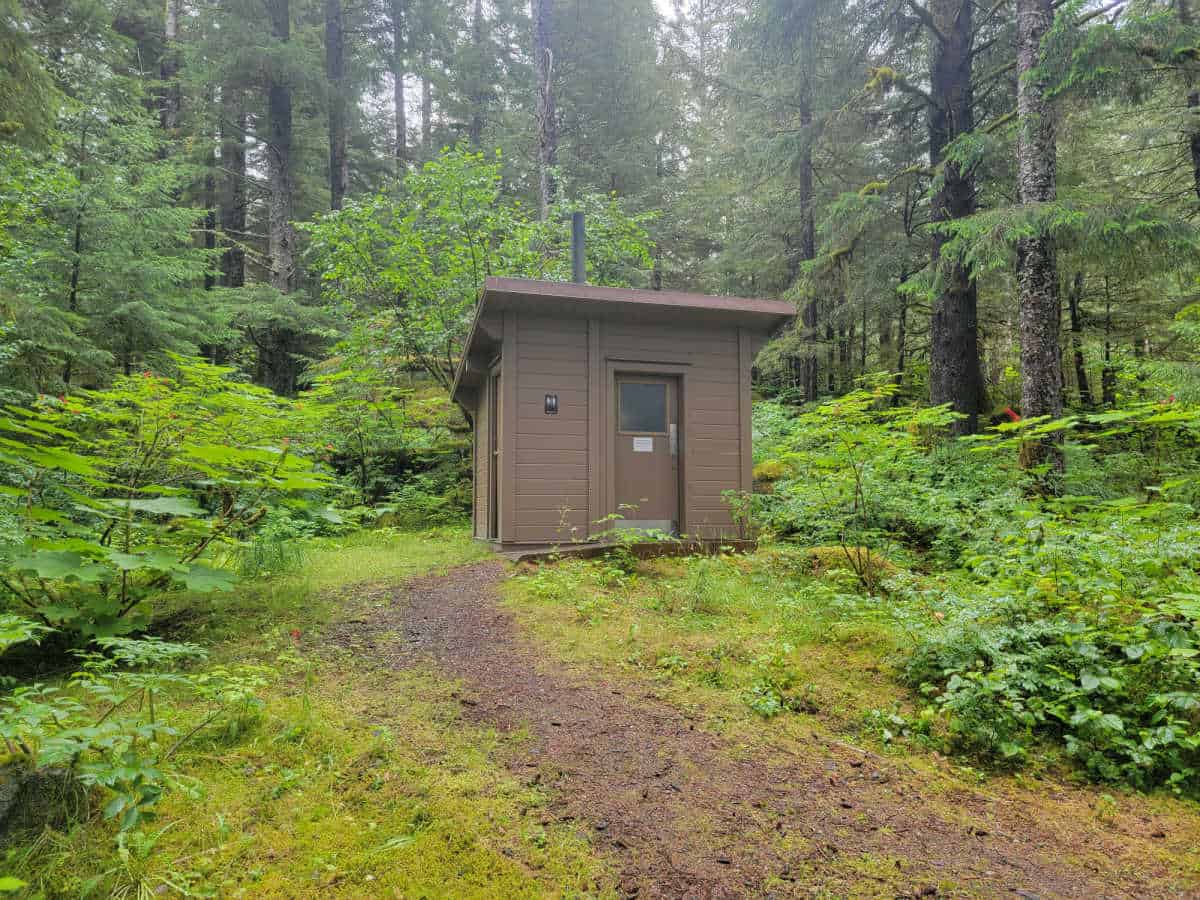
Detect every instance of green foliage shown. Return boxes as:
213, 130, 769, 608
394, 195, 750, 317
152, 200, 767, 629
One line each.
0, 80, 218, 395
1, 635, 272, 831
0, 358, 329, 638
754, 386, 1200, 794
904, 593, 1200, 792
304, 145, 653, 391
752, 381, 979, 567
299, 317, 470, 512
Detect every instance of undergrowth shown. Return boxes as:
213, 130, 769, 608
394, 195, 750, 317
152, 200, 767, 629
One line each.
509, 384, 1200, 798
4, 529, 610, 898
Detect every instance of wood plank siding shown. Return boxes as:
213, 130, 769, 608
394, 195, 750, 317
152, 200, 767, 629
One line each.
512, 314, 591, 543
499, 313, 749, 542
473, 384, 489, 538
451, 277, 794, 547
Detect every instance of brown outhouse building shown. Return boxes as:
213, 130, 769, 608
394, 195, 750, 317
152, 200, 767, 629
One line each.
451, 276, 794, 548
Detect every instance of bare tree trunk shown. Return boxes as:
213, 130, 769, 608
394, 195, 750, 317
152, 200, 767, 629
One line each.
421, 48, 432, 151
266, 0, 294, 292
1016, 0, 1063, 472
468, 0, 486, 147
392, 0, 406, 175
220, 89, 246, 288
1066, 272, 1092, 407
533, 0, 557, 219
1179, 0, 1200, 199
326, 0, 348, 210
160, 0, 181, 140
1101, 278, 1116, 406
927, 0, 984, 434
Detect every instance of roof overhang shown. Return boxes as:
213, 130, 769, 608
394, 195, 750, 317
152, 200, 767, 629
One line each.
451, 277, 795, 406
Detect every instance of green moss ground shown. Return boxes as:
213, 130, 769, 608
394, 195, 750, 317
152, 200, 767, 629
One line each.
6, 529, 614, 898
9, 533, 1200, 896
500, 547, 1200, 890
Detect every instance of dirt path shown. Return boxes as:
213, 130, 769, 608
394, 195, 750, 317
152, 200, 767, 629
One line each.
331, 561, 1195, 899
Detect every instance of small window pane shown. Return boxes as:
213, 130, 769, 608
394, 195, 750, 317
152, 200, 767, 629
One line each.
620, 382, 667, 433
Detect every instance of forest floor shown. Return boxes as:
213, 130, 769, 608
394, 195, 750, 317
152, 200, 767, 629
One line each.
16, 532, 1200, 898
331, 558, 1200, 899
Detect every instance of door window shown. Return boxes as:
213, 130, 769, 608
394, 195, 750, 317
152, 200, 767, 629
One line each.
619, 381, 667, 433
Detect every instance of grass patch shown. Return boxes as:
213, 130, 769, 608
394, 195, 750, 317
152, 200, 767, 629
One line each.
501, 545, 1200, 888
503, 547, 909, 738
5, 528, 614, 898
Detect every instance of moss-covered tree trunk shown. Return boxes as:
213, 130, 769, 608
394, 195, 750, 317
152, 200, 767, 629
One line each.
927, 0, 984, 435
1016, 0, 1063, 472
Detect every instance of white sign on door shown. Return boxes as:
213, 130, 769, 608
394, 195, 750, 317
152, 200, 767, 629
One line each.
632, 436, 653, 453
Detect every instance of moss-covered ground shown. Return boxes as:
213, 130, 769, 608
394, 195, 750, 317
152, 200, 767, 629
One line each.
500, 546, 1200, 891
6, 530, 613, 898
8, 532, 1200, 896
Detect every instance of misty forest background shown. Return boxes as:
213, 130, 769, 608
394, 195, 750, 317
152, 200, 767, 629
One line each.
5, 0, 1200, 432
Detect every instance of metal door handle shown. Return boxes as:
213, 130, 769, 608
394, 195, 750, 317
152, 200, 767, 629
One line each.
669, 423, 677, 456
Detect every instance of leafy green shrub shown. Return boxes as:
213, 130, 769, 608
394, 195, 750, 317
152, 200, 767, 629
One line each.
742, 643, 816, 718
751, 383, 992, 567
379, 474, 468, 528
234, 509, 315, 578
752, 386, 1200, 792
904, 597, 1200, 793
0, 359, 330, 638
1, 634, 272, 831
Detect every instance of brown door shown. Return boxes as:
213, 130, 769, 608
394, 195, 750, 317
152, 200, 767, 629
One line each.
614, 375, 679, 533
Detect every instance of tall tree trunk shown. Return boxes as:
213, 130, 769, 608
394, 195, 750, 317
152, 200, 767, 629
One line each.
652, 135, 664, 290
468, 0, 486, 147
533, 0, 557, 219
798, 94, 819, 403
266, 0, 294, 292
1179, 0, 1200, 199
219, 90, 246, 288
160, 0, 181, 140
392, 0, 406, 175
825, 320, 835, 393
1016, 0, 1063, 472
895, 288, 908, 403
860, 297, 867, 371
927, 0, 984, 434
837, 325, 850, 392
1066, 272, 1092, 407
62, 212, 84, 386
1101, 277, 1116, 406
203, 136, 217, 291
262, 0, 300, 396
421, 47, 432, 151
325, 0, 348, 210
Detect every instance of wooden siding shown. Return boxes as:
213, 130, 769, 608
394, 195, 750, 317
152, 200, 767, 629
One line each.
498, 311, 755, 545
512, 314, 591, 543
473, 391, 488, 538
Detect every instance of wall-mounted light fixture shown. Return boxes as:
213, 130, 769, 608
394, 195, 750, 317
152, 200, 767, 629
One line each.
544, 393, 559, 415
